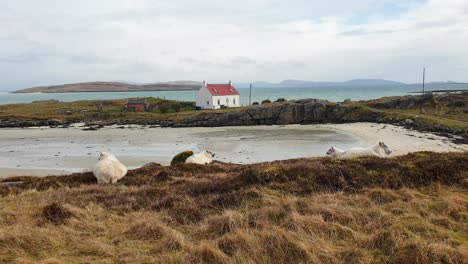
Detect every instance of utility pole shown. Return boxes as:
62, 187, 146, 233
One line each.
249, 83, 252, 105
422, 67, 426, 94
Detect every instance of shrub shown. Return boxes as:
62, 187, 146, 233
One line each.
252, 102, 259, 105
261, 99, 271, 104
170, 200, 205, 224
124, 221, 165, 241
41, 203, 73, 225
218, 231, 251, 256
258, 231, 311, 263
170, 151, 194, 166
159, 104, 170, 114
96, 102, 103, 112
172, 103, 181, 112
275, 98, 287, 102
238, 168, 276, 185
193, 242, 228, 263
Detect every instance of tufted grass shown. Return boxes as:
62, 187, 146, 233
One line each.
346, 92, 468, 132
0, 152, 467, 263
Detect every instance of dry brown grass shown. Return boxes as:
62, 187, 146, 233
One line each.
1, 152, 467, 263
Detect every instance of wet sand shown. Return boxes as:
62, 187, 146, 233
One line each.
0, 123, 465, 177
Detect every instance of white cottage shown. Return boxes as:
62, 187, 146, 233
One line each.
196, 81, 240, 110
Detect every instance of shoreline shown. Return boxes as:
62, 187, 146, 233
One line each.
0, 122, 465, 178
2, 106, 466, 145
1, 93, 466, 145
321, 122, 467, 153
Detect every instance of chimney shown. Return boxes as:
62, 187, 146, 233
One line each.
203, 80, 206, 86
228, 80, 232, 85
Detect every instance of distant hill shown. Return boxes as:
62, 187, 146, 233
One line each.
14, 81, 203, 93
235, 79, 406, 88
17, 79, 455, 93
342, 79, 406, 86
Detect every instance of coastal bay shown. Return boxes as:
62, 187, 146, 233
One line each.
0, 123, 464, 177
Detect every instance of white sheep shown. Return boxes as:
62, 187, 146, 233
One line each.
185, 151, 215, 165
92, 152, 128, 184
326, 146, 344, 157
337, 142, 393, 159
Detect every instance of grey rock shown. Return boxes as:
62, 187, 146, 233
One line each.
404, 119, 414, 125
169, 98, 351, 127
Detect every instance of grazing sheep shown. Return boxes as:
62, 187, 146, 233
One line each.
185, 151, 215, 165
337, 142, 393, 159
326, 146, 344, 157
92, 152, 128, 184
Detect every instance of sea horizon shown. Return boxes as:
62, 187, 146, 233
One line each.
0, 84, 466, 105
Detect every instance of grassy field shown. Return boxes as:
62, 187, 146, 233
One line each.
1, 152, 467, 263
0, 97, 251, 123
0, 97, 198, 122
351, 92, 468, 132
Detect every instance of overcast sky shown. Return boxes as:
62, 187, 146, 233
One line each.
1, 0, 467, 90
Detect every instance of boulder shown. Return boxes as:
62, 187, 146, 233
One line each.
171, 151, 194, 166
170, 99, 349, 127
47, 119, 63, 126
404, 119, 414, 125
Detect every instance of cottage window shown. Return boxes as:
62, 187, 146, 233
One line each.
226, 98, 229, 104
217, 99, 220, 105
207, 100, 209, 105
233, 98, 236, 105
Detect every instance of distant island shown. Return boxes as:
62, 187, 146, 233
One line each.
234, 79, 407, 88
234, 79, 468, 89
13, 81, 203, 93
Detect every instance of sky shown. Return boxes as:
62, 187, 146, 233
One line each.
0, 0, 467, 90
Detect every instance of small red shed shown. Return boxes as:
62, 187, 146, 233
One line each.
125, 99, 148, 112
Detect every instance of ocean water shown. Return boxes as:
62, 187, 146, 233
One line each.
0, 85, 463, 105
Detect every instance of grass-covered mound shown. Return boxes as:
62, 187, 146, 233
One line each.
171, 151, 194, 166
0, 97, 197, 123
348, 92, 468, 135
0, 152, 467, 263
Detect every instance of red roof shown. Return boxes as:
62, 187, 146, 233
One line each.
206, 84, 240, 96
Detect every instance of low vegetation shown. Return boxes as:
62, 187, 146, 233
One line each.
1, 152, 467, 263
171, 151, 194, 166
0, 97, 197, 122
348, 92, 468, 133
0, 92, 467, 139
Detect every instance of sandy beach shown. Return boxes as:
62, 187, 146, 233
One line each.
0, 123, 465, 177
321, 123, 467, 153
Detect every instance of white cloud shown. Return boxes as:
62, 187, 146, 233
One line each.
0, 0, 467, 90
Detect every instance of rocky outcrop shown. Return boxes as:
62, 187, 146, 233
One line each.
164, 99, 377, 127
369, 94, 438, 109
0, 97, 465, 142
159, 99, 465, 142
368, 92, 467, 110
0, 119, 71, 128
